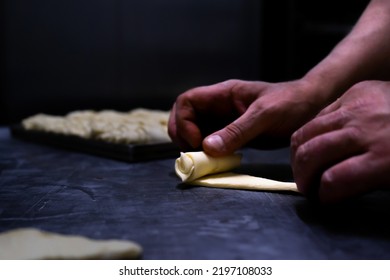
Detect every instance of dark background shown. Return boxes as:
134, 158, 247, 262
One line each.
0, 0, 369, 125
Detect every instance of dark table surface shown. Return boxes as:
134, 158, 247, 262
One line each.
1, 127, 390, 260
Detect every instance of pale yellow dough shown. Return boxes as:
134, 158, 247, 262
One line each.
192, 172, 298, 192
22, 108, 171, 145
175, 151, 298, 193
175, 151, 242, 182
0, 228, 142, 260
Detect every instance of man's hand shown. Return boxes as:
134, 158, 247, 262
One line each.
291, 80, 390, 203
169, 79, 323, 156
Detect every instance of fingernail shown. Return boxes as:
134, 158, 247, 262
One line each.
204, 135, 225, 151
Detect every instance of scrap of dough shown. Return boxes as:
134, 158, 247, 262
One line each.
192, 172, 298, 192
0, 228, 142, 260
175, 151, 242, 182
175, 151, 298, 193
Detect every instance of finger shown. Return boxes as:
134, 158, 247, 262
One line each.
173, 87, 217, 150
291, 109, 351, 158
202, 106, 266, 156
175, 98, 203, 149
168, 103, 193, 151
173, 81, 242, 150
177, 81, 242, 114
319, 153, 382, 204
168, 103, 178, 142
292, 127, 364, 195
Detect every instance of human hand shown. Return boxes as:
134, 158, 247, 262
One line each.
291, 80, 390, 203
168, 79, 323, 156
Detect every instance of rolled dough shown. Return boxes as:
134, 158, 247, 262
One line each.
175, 151, 242, 182
175, 152, 298, 193
0, 228, 142, 260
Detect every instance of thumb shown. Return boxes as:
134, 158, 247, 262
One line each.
202, 109, 262, 156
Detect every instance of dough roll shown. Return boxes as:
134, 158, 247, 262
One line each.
175, 151, 242, 182
175, 151, 298, 193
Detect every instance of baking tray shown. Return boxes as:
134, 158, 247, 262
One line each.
10, 124, 180, 162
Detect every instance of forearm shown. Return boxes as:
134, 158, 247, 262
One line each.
302, 0, 390, 106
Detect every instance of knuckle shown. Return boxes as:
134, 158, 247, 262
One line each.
225, 122, 245, 143
224, 78, 241, 85
217, 79, 240, 93
333, 108, 351, 124
344, 126, 361, 143
291, 129, 302, 150
295, 143, 309, 164
177, 87, 202, 104
229, 80, 246, 95
176, 93, 189, 106
221, 79, 242, 87
321, 169, 335, 189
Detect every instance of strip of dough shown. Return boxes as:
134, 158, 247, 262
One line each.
175, 151, 242, 182
192, 172, 298, 192
0, 228, 142, 260
175, 152, 298, 192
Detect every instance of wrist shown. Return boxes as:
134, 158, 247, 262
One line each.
300, 68, 346, 108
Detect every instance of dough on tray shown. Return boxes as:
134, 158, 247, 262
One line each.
0, 228, 142, 260
22, 108, 171, 145
175, 151, 298, 193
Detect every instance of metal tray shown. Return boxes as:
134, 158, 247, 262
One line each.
10, 124, 179, 162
